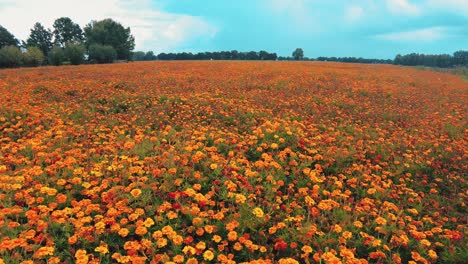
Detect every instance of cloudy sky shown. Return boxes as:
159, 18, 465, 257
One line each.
0, 0, 467, 58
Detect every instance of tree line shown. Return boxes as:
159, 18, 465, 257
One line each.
394, 51, 468, 68
1, 20, 467, 68
0, 17, 134, 68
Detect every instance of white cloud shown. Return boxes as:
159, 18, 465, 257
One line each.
426, 0, 468, 16
345, 6, 364, 22
386, 0, 420, 15
375, 27, 448, 41
0, 0, 218, 52
267, 0, 320, 32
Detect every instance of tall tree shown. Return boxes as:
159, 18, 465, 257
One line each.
53, 17, 84, 47
26, 22, 53, 56
292, 48, 304, 60
84, 19, 135, 60
453, 50, 468, 66
0, 25, 19, 48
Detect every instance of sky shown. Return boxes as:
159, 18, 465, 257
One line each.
0, 0, 467, 59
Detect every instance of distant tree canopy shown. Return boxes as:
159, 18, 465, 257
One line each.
156, 50, 277, 61
393, 51, 467, 67
133, 51, 157, 61
0, 45, 23, 68
0, 25, 19, 48
53, 17, 84, 47
84, 19, 135, 60
25, 22, 53, 56
314, 56, 393, 64
88, 44, 117, 64
292, 48, 304, 60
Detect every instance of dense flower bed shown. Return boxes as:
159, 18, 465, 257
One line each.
0, 61, 466, 263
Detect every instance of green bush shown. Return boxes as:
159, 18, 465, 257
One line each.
22, 46, 45, 67
65, 43, 85, 65
88, 44, 116, 64
0, 45, 23, 68
48, 46, 66, 66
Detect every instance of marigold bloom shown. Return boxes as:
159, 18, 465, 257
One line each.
252, 207, 264, 218
130, 188, 142, 198
118, 228, 129, 237
301, 245, 313, 254
227, 231, 238, 241
95, 246, 109, 254
203, 250, 215, 261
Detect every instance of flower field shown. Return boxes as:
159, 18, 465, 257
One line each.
0, 61, 466, 263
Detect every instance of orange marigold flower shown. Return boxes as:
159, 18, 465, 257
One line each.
428, 250, 437, 260
130, 188, 142, 198
33, 246, 54, 258
135, 226, 148, 236
118, 228, 129, 237
301, 245, 313, 254
227, 231, 238, 241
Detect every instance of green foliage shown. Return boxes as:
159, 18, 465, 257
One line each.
64, 43, 85, 65
132, 51, 145, 61
22, 46, 45, 67
84, 19, 135, 60
292, 48, 304, 60
53, 17, 84, 47
0, 45, 23, 68
394, 51, 468, 68
26, 22, 53, 56
48, 46, 66, 66
88, 44, 116, 64
0, 25, 19, 48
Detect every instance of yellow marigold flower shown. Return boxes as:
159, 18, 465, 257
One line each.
130, 188, 142, 198
301, 245, 313, 254
95, 246, 109, 254
212, 235, 222, 243
196, 241, 206, 250
305, 196, 315, 206
252, 207, 264, 218
271, 143, 279, 149
203, 250, 215, 261
210, 163, 218, 170
95, 221, 105, 229
235, 194, 246, 204
182, 246, 196, 256
342, 231, 352, 239
143, 217, 154, 227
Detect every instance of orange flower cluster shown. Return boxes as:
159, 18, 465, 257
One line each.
0, 61, 466, 263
